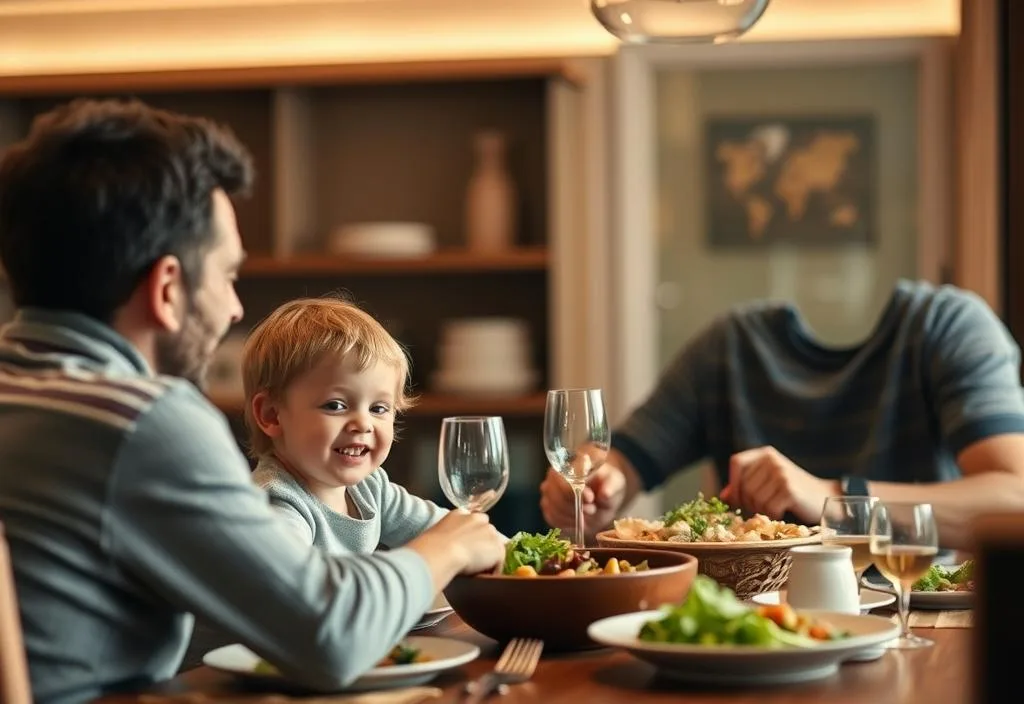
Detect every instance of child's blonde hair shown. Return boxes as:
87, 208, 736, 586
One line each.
242, 295, 414, 457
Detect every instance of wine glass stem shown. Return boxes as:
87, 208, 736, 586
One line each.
896, 580, 912, 639
571, 483, 585, 549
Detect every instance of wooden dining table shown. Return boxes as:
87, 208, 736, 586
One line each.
96, 613, 973, 704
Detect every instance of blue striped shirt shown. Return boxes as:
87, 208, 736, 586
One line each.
613, 280, 1024, 491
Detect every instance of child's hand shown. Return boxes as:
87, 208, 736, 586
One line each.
408, 509, 505, 588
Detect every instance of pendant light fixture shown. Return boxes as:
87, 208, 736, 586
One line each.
591, 0, 772, 44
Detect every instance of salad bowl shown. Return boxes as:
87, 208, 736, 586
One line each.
443, 531, 698, 651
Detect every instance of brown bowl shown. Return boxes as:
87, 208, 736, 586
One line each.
595, 531, 820, 600
442, 547, 697, 651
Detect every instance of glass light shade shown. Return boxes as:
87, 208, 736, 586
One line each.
591, 0, 771, 44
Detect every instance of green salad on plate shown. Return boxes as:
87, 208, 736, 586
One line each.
638, 576, 848, 647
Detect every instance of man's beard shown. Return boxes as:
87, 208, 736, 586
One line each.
154, 303, 225, 388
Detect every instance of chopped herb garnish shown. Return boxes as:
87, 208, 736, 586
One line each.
661, 493, 733, 537
387, 644, 421, 665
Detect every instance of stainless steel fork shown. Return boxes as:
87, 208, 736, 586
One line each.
463, 637, 543, 702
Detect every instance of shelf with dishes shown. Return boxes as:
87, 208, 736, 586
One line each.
209, 317, 544, 418
207, 391, 547, 417
240, 246, 548, 277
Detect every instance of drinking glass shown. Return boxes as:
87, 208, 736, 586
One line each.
543, 388, 610, 548
438, 416, 509, 512
868, 502, 939, 649
820, 496, 879, 594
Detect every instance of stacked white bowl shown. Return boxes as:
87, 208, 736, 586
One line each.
328, 222, 436, 257
431, 318, 537, 395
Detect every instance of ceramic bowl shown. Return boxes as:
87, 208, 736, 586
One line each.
443, 547, 698, 651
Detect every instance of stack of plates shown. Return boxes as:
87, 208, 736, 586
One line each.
432, 318, 537, 395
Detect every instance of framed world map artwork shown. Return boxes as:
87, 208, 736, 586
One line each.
704, 114, 876, 248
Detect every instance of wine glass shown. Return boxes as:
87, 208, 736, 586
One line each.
868, 502, 939, 649
438, 416, 509, 512
820, 496, 879, 594
543, 388, 610, 548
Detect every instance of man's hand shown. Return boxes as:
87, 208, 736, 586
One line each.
539, 464, 628, 539
720, 446, 835, 524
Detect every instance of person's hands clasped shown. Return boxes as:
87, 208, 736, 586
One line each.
720, 446, 835, 523
539, 464, 627, 539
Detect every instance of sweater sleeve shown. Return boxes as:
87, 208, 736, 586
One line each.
103, 383, 434, 691
610, 322, 716, 491
924, 288, 1024, 455
373, 468, 448, 548
252, 466, 319, 547
267, 496, 316, 547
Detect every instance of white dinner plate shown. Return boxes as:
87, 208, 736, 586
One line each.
412, 594, 454, 631
203, 637, 479, 692
860, 574, 973, 610
587, 609, 899, 686
751, 589, 896, 614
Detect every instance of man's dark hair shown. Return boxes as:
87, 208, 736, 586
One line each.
0, 98, 254, 323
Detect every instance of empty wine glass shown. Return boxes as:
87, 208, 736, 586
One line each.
438, 416, 509, 512
543, 388, 610, 548
820, 496, 879, 594
868, 502, 939, 649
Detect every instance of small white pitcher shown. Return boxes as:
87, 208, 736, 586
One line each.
785, 545, 861, 614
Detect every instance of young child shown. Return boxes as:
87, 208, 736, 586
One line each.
180, 296, 502, 670
242, 296, 448, 553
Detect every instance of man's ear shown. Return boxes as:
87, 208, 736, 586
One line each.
143, 255, 188, 333
251, 390, 283, 439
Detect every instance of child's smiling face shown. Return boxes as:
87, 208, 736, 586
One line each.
269, 353, 400, 492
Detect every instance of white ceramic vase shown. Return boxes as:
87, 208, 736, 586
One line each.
465, 130, 517, 252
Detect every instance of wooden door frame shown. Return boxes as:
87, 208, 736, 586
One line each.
956, 0, 1003, 314
1002, 0, 1024, 343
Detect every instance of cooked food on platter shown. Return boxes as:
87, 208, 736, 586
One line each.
611, 494, 813, 544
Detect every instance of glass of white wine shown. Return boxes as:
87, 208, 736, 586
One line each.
438, 416, 510, 512
868, 502, 939, 649
820, 496, 879, 594
543, 388, 610, 549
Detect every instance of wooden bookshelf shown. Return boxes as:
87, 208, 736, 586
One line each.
208, 392, 548, 417
0, 59, 581, 536
410, 392, 547, 416
241, 247, 549, 277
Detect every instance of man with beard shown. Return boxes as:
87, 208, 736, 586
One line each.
0, 99, 505, 704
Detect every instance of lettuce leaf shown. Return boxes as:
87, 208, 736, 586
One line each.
638, 575, 818, 648
502, 529, 570, 575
